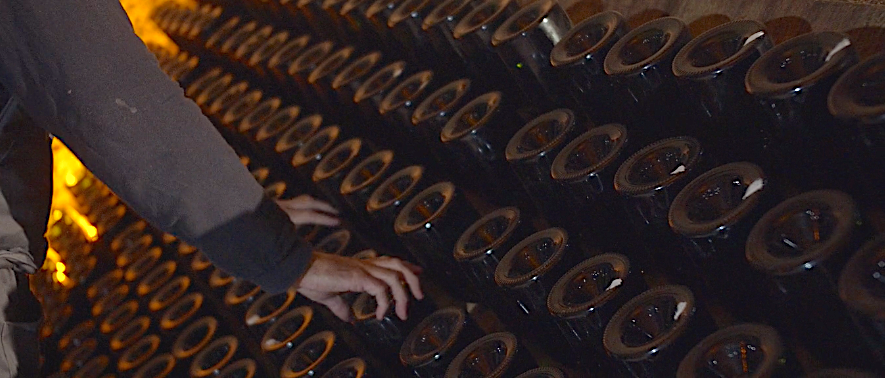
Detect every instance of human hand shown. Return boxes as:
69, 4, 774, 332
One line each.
276, 195, 340, 227
296, 252, 424, 321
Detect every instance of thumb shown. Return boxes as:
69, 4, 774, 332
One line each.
318, 295, 352, 321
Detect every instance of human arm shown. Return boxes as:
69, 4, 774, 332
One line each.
276, 195, 341, 227
0, 0, 424, 316
0, 0, 309, 293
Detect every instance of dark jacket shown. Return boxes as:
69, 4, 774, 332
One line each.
0, 0, 312, 294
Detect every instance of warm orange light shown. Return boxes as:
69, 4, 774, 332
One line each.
41, 0, 193, 291
66, 209, 99, 242
120, 0, 196, 54
45, 248, 60, 263
65, 172, 78, 187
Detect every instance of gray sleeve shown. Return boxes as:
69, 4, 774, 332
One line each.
0, 0, 312, 293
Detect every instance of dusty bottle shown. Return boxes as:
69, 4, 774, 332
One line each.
252, 106, 303, 167
422, 0, 477, 81
261, 306, 324, 366
265, 34, 312, 91
366, 165, 428, 230
350, 290, 433, 369
493, 227, 584, 364
409, 78, 474, 169
450, 0, 521, 96
286, 41, 337, 111
339, 0, 384, 48
746, 190, 882, 368
613, 136, 710, 282
244, 287, 299, 340
453, 207, 532, 314
340, 150, 397, 217
439, 91, 524, 204
378, 70, 435, 161
672, 20, 773, 163
505, 109, 580, 226
170, 316, 221, 371
281, 331, 354, 378
490, 0, 572, 111
190, 335, 250, 378
550, 10, 628, 124
330, 51, 385, 136
393, 182, 481, 300
320, 358, 371, 378
745, 32, 858, 192
828, 53, 885, 208
312, 138, 370, 212
515, 367, 566, 378
442, 332, 535, 378
603, 285, 716, 377
291, 126, 343, 191
271, 113, 322, 171
676, 323, 801, 378
399, 307, 483, 378
307, 46, 357, 118
353, 61, 408, 130
839, 235, 885, 369
387, 0, 442, 70
231, 24, 275, 75
549, 123, 634, 254
363, 0, 411, 58
246, 30, 292, 83
668, 162, 773, 321
546, 253, 644, 373
129, 354, 184, 378
603, 17, 693, 147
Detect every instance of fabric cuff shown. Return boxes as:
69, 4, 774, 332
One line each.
194, 197, 313, 294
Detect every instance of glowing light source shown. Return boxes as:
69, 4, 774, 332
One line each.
55, 262, 66, 273
46, 248, 60, 263
66, 209, 99, 242
55, 271, 67, 283
65, 172, 79, 187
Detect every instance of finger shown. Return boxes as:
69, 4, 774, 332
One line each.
292, 194, 312, 202
370, 257, 424, 300
365, 265, 410, 320
376, 256, 423, 274
298, 198, 339, 214
282, 196, 339, 214
319, 295, 352, 321
357, 272, 392, 321
402, 260, 423, 274
275, 196, 308, 209
287, 211, 340, 227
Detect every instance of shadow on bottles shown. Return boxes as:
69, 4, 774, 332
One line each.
626, 8, 669, 29
688, 14, 732, 36
845, 26, 885, 59
564, 0, 604, 23
764, 16, 812, 45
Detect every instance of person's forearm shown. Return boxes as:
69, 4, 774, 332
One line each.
0, 0, 309, 293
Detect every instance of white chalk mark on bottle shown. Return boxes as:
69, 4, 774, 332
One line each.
674, 301, 688, 320
606, 278, 623, 291
742, 178, 765, 200
670, 164, 686, 175
744, 31, 766, 46
826, 39, 851, 62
